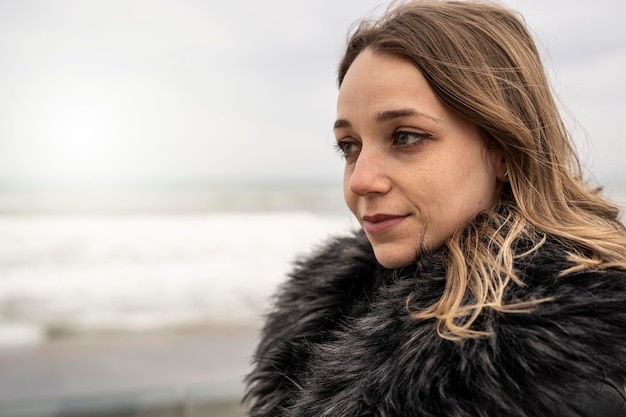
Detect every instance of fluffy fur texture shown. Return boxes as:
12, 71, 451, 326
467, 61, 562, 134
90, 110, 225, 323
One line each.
245, 231, 626, 416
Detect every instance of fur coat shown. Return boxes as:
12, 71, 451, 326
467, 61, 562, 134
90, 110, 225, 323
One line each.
245, 231, 626, 416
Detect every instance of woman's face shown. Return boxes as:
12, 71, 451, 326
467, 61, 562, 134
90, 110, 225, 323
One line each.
335, 49, 505, 268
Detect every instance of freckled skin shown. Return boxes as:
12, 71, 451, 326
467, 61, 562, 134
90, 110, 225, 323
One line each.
335, 49, 505, 268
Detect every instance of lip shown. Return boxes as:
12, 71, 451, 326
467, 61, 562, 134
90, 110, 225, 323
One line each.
362, 214, 408, 235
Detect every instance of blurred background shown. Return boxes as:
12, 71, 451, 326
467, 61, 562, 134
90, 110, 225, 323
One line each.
0, 0, 624, 415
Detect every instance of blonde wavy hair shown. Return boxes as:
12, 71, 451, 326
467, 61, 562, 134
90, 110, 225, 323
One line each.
337, 0, 626, 340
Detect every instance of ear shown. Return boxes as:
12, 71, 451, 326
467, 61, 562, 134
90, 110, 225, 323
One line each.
491, 150, 509, 182
496, 154, 509, 182
481, 130, 508, 183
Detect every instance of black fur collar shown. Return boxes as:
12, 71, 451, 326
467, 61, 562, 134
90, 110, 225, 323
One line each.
246, 231, 626, 416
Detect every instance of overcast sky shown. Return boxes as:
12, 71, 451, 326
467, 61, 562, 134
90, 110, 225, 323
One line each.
0, 0, 624, 190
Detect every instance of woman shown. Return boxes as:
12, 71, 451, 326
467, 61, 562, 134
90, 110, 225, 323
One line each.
245, 1, 626, 416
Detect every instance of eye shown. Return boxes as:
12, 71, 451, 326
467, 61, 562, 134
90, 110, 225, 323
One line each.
392, 131, 430, 147
334, 140, 361, 158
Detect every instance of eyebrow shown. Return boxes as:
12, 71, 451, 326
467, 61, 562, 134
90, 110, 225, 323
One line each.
333, 108, 441, 130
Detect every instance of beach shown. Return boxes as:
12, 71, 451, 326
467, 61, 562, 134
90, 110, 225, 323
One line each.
0, 324, 258, 416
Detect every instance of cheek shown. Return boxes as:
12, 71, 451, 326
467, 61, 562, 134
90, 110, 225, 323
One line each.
454, 146, 498, 199
427, 158, 496, 229
343, 169, 357, 214
448, 167, 498, 219
469, 157, 499, 206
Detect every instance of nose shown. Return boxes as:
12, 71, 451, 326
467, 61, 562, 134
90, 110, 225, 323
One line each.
347, 147, 391, 196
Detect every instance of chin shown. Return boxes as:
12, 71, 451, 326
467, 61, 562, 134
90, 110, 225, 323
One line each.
371, 245, 418, 269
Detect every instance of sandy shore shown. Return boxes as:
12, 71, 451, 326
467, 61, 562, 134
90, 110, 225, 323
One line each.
0, 324, 260, 416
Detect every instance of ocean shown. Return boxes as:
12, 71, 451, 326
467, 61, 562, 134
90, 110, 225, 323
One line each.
0, 183, 357, 347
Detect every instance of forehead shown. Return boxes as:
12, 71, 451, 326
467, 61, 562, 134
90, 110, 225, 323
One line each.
337, 49, 439, 117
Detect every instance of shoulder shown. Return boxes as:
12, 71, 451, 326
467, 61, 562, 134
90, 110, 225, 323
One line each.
245, 231, 378, 413
564, 374, 626, 417
511, 238, 626, 307
493, 239, 626, 414
516, 238, 626, 319
260, 228, 377, 336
